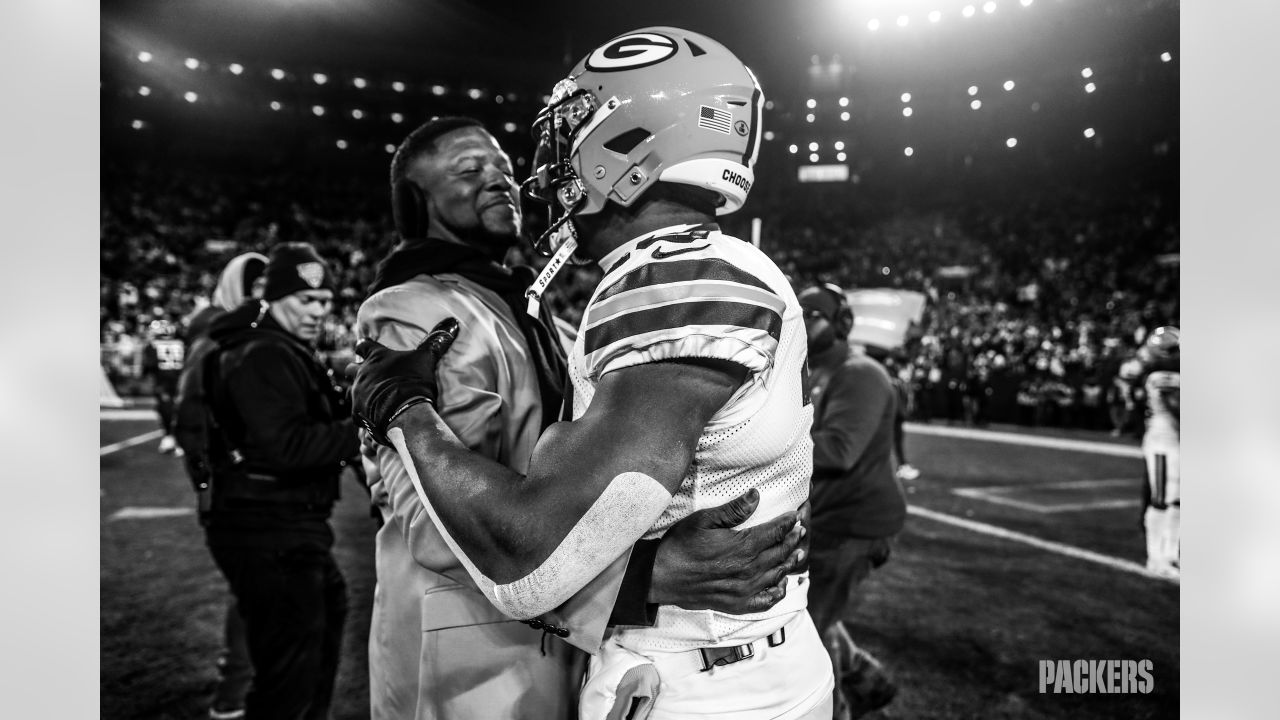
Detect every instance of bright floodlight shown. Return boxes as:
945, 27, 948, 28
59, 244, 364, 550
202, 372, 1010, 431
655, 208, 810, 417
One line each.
336, 139, 348, 150
138, 86, 151, 97
352, 109, 364, 119
897, 15, 910, 27
385, 144, 396, 154
929, 11, 942, 22
468, 88, 483, 100
788, 144, 798, 154
765, 100, 775, 110
836, 152, 847, 161
391, 112, 404, 123
970, 99, 982, 110
968, 85, 979, 96
1021, 0, 1033, 6
806, 113, 816, 123
840, 111, 851, 121
904, 147, 914, 157
185, 58, 199, 70
271, 68, 285, 80
1160, 52, 1172, 62
392, 81, 406, 92
431, 85, 446, 96
137, 51, 153, 63
131, 120, 144, 130
806, 98, 817, 109
504, 122, 518, 133
1004, 80, 1015, 91
1081, 67, 1093, 78
983, 2, 997, 14
229, 63, 244, 75
1006, 137, 1018, 148
1083, 127, 1096, 138
354, 77, 367, 89
901, 92, 912, 103
270, 101, 282, 111
184, 91, 198, 103
839, 97, 850, 107
1085, 82, 1096, 93
808, 141, 819, 151
962, 5, 976, 18
809, 153, 820, 162
313, 73, 328, 85
312, 105, 326, 116
868, 19, 881, 31
903, 107, 913, 117
834, 140, 846, 150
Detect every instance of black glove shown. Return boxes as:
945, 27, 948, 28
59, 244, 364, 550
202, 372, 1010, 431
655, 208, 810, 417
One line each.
349, 318, 459, 446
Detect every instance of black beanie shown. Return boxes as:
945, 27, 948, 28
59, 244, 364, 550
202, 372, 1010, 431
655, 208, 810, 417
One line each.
262, 242, 336, 301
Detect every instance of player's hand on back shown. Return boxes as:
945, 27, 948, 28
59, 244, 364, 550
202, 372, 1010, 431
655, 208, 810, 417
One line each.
348, 318, 459, 445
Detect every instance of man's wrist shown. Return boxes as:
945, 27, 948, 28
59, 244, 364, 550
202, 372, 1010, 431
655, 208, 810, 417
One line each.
385, 396, 433, 431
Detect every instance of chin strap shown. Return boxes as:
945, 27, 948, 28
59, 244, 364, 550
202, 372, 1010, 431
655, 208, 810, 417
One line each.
525, 228, 579, 318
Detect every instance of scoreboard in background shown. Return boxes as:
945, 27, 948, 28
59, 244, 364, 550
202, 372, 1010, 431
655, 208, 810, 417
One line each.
845, 289, 928, 350
797, 164, 849, 183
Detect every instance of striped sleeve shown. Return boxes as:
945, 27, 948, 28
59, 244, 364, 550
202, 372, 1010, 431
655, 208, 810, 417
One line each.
581, 257, 786, 380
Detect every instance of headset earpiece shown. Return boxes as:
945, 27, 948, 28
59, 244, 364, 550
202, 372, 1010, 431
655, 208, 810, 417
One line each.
822, 282, 854, 336
392, 178, 428, 240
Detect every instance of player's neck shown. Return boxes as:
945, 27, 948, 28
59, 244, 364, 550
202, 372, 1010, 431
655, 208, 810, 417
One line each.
581, 199, 714, 259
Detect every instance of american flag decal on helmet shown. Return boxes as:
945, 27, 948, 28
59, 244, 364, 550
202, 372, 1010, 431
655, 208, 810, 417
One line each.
698, 105, 732, 134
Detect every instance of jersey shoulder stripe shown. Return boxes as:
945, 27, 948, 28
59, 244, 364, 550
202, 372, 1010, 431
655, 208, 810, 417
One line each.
597, 256, 774, 304
583, 299, 782, 356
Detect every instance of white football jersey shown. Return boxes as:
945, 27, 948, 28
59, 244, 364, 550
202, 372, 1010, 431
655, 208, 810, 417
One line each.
1144, 369, 1180, 437
566, 223, 813, 651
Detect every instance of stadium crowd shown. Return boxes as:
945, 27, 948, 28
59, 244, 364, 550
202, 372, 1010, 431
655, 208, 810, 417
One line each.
101, 162, 1177, 435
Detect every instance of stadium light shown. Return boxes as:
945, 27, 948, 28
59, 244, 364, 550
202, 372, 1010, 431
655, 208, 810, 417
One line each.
868, 19, 881, 31
840, 111, 851, 121
312, 105, 325, 116
806, 98, 817, 109
313, 73, 328, 85
904, 147, 914, 157
1003, 80, 1015, 91
1160, 52, 1172, 62
184, 92, 198, 103
962, 5, 976, 18
138, 86, 151, 97
354, 77, 367, 89
270, 101, 282, 111
468, 88, 483, 100
1083, 127, 1096, 138
836, 152, 847, 161
809, 153, 819, 162
432, 85, 447, 96
968, 85, 979, 96
494, 95, 505, 104
137, 51, 153, 63
229, 63, 244, 75
352, 109, 364, 119
1085, 82, 1097, 93
391, 112, 404, 123
764, 130, 776, 141
504, 122, 518, 133
903, 107, 913, 117
392, 81, 406, 92
983, 2, 997, 14
839, 97, 849, 107
808, 141, 819, 151
131, 120, 145, 130
971, 99, 982, 110
882, 267, 891, 276
765, 100, 775, 110
1021, 0, 1033, 6
806, 113, 815, 123
901, 92, 912, 103
788, 144, 798, 154
336, 139, 348, 150
897, 15, 910, 28
271, 68, 286, 80
1081, 67, 1093, 78
1006, 137, 1018, 148
385, 144, 396, 154
185, 58, 200, 70
929, 10, 942, 22
834, 140, 846, 150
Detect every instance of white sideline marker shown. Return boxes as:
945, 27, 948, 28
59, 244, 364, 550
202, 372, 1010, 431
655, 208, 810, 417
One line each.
905, 422, 1143, 458
107, 506, 195, 521
908, 505, 1178, 584
100, 429, 166, 456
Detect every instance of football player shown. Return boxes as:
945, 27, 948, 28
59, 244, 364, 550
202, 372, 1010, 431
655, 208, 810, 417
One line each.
1139, 326, 1180, 577
141, 317, 185, 454
353, 27, 833, 720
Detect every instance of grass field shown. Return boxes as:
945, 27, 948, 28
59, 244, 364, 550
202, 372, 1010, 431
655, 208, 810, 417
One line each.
101, 412, 1178, 719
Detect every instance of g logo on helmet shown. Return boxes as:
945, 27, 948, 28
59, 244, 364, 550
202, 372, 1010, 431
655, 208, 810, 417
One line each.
585, 33, 678, 72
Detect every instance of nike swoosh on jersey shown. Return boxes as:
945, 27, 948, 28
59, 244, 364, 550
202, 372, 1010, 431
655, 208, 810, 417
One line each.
651, 244, 710, 259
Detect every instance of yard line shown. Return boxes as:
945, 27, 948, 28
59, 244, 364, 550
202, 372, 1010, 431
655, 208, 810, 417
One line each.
100, 430, 165, 456
101, 408, 160, 421
905, 423, 1143, 458
908, 505, 1178, 584
951, 488, 1141, 514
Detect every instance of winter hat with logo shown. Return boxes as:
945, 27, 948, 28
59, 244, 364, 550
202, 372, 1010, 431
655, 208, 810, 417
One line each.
262, 242, 336, 301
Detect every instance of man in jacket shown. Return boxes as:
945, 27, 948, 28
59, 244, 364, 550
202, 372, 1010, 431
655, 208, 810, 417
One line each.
202, 242, 360, 720
358, 116, 808, 719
